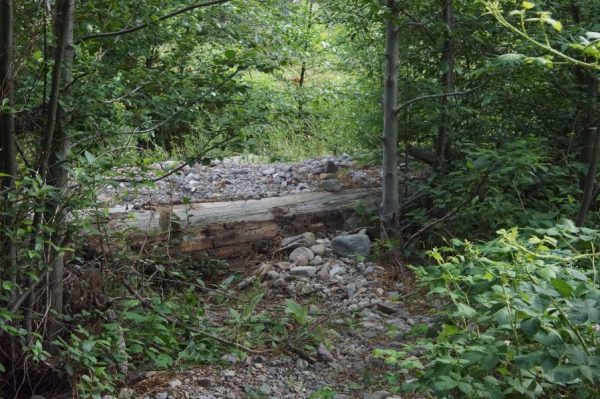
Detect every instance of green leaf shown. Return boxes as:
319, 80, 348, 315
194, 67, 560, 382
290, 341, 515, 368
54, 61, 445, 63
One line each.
551, 278, 572, 297
224, 49, 236, 59
154, 353, 174, 368
453, 303, 477, 318
579, 365, 594, 383
520, 318, 541, 337
521, 1, 535, 9
84, 151, 96, 165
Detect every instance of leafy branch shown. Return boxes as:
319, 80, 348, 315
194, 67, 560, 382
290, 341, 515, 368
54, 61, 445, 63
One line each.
76, 0, 232, 43
482, 1, 600, 70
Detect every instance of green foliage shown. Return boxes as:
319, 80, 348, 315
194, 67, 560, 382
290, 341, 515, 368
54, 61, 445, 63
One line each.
377, 222, 600, 398
57, 324, 127, 399
285, 299, 310, 325
404, 138, 581, 245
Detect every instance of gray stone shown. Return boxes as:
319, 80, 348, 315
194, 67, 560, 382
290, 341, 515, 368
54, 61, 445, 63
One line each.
237, 276, 256, 290
310, 255, 323, 265
185, 173, 201, 181
324, 160, 339, 173
261, 167, 276, 176
168, 379, 182, 389
294, 256, 310, 266
156, 393, 168, 399
329, 265, 344, 277
300, 284, 315, 295
321, 179, 342, 192
289, 247, 315, 262
221, 353, 239, 364
332, 233, 371, 257
222, 370, 236, 378
317, 264, 331, 280
310, 244, 326, 256
346, 283, 357, 298
281, 232, 316, 250
267, 270, 280, 279
290, 266, 316, 277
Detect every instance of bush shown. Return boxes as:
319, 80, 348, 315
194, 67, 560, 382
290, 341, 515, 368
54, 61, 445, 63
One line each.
376, 221, 600, 398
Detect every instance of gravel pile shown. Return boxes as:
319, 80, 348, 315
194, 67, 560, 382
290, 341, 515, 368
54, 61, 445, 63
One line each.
98, 155, 381, 206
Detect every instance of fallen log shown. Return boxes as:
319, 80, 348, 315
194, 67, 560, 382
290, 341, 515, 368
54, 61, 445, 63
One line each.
101, 188, 380, 259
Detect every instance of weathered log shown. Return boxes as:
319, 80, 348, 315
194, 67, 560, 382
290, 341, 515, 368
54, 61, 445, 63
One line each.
103, 188, 380, 258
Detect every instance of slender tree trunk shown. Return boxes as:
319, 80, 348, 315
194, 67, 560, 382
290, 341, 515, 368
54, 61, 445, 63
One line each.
48, 0, 74, 344
576, 74, 599, 226
435, 0, 455, 166
0, 0, 17, 297
24, 0, 73, 334
297, 0, 314, 137
381, 0, 400, 231
37, 0, 72, 178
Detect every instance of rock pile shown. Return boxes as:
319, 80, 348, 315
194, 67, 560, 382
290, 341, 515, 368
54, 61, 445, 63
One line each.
98, 155, 380, 206
126, 230, 431, 399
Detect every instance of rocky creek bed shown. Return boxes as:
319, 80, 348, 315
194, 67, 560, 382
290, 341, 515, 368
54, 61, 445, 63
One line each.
120, 231, 430, 399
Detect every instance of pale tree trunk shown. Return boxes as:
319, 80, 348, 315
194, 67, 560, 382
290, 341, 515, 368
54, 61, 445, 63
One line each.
297, 0, 314, 137
435, 0, 454, 166
0, 0, 17, 297
381, 0, 400, 231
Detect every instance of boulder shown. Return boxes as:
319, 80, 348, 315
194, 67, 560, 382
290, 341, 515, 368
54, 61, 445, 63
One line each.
332, 233, 371, 258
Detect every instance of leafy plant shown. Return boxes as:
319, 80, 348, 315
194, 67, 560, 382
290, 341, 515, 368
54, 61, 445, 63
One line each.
377, 221, 600, 398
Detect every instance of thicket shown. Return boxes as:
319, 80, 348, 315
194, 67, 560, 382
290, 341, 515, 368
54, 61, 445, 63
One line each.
0, 0, 599, 397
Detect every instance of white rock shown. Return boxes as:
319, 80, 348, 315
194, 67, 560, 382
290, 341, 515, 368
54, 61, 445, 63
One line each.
289, 247, 315, 262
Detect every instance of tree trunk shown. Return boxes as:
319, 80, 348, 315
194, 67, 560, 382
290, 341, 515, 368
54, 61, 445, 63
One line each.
37, 0, 72, 178
435, 0, 455, 166
576, 73, 599, 226
297, 0, 314, 137
0, 0, 17, 297
381, 0, 400, 231
47, 0, 74, 345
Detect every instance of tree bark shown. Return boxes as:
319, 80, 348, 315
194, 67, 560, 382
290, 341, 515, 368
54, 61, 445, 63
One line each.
575, 73, 599, 226
435, 0, 455, 166
0, 0, 17, 297
37, 0, 72, 178
381, 0, 400, 230
48, 0, 74, 343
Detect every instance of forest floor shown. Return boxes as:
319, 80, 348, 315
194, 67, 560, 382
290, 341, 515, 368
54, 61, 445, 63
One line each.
103, 155, 430, 399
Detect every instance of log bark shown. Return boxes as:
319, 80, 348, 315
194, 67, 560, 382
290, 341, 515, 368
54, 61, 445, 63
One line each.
100, 189, 380, 258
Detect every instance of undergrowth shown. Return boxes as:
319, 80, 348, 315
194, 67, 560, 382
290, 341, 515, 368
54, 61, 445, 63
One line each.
376, 221, 600, 398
